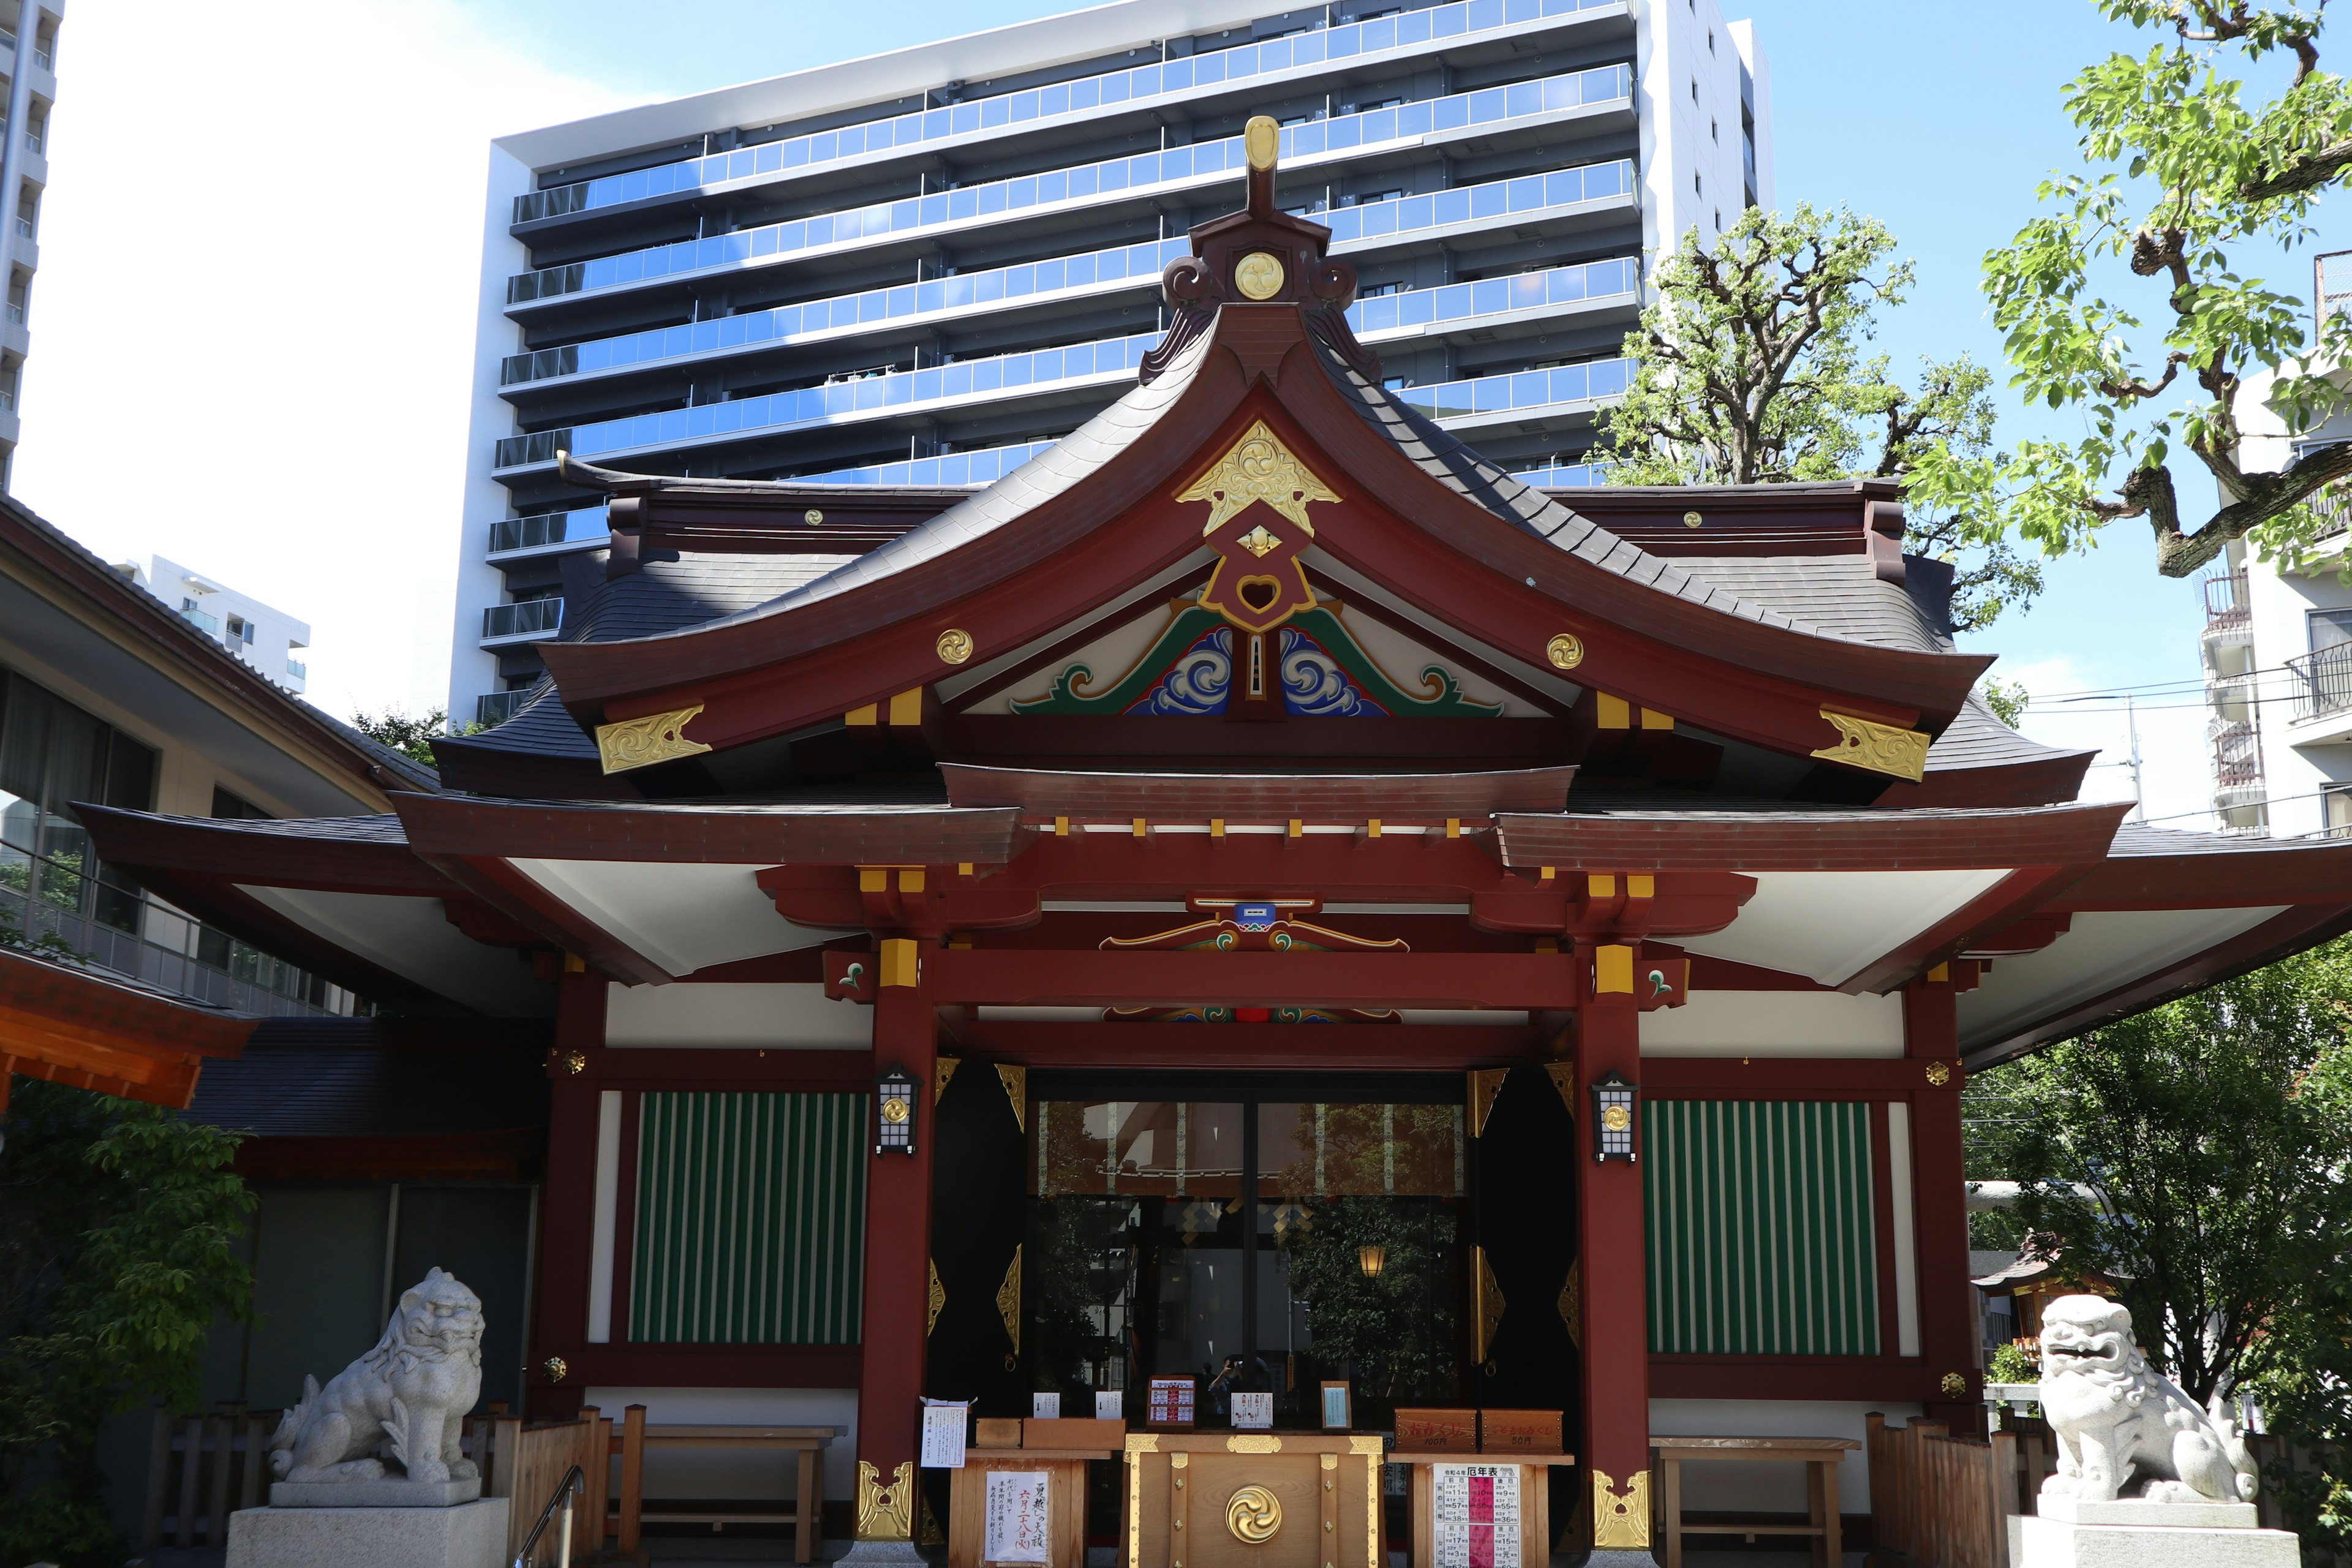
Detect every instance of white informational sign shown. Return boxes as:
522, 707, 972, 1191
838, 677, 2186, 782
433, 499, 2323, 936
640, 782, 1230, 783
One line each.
1095, 1390, 1123, 1420
1432, 1463, 1521, 1568
984, 1470, 1052, 1564
921, 1401, 969, 1469
1231, 1392, 1274, 1430
1031, 1392, 1061, 1419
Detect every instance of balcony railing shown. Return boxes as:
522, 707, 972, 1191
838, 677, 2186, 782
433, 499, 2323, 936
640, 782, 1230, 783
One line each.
1, 846, 345, 1016
506, 67, 1634, 305
503, 241, 1633, 395
179, 604, 219, 635
2203, 569, 2250, 636
285, 658, 307, 680
2288, 641, 2352, 724
513, 0, 1620, 224
483, 598, 563, 639
489, 507, 611, 554
1395, 356, 1632, 420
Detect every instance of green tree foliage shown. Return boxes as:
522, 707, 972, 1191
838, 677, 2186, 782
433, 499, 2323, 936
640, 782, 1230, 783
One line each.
1980, 678, 2034, 728
1602, 203, 2040, 630
0, 1080, 254, 1568
1966, 941, 2352, 1551
1970, 1, 2352, 578
350, 707, 451, 769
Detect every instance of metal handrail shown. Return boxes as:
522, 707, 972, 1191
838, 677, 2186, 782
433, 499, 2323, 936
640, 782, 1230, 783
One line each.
513, 1463, 584, 1568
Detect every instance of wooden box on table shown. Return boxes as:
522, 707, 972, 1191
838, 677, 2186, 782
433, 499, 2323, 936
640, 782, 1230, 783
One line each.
1120, 1432, 1384, 1568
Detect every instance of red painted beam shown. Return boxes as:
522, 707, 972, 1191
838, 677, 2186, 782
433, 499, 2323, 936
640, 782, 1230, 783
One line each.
915, 948, 1580, 1009
1641, 1057, 1948, 1095
1648, 1357, 1957, 1403
956, 1020, 1539, 1068
1836, 862, 2098, 995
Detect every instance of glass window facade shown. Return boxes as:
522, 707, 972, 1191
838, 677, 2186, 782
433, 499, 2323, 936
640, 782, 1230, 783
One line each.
0, 668, 156, 939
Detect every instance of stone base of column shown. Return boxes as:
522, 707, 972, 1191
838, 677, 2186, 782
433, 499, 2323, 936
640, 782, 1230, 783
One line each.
1579, 1550, 1659, 1567
840, 1539, 933, 1565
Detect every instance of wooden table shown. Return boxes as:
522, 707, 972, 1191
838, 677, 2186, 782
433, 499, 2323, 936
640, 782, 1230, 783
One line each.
609, 1406, 833, 1562
1392, 1452, 1575, 1568
949, 1447, 1118, 1568
1651, 1436, 1860, 1568
1121, 1431, 1386, 1568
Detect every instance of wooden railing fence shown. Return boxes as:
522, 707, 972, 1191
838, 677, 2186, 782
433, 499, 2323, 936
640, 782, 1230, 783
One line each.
1868, 1412, 2026, 1568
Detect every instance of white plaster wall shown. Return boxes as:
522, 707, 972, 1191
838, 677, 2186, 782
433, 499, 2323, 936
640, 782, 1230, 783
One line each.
581, 1386, 857, 1501
1635, 0, 1762, 262
605, 981, 871, 1049
1650, 1398, 1921, 1513
1638, 989, 1904, 1057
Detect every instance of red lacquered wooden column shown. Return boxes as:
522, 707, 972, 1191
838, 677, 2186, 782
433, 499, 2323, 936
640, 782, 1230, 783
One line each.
1576, 941, 1652, 1556
1903, 974, 1980, 1431
529, 967, 605, 1420
853, 940, 937, 1545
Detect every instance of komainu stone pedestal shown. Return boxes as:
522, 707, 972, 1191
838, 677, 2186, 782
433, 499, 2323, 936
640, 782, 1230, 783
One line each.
2012, 1499, 2299, 1567
225, 1496, 510, 1568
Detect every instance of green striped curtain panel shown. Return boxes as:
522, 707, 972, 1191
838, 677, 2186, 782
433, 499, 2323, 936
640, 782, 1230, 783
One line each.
630, 1091, 868, 1344
1643, 1100, 1880, 1355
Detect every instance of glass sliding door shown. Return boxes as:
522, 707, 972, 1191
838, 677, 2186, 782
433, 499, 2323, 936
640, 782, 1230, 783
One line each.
1024, 1079, 1466, 1430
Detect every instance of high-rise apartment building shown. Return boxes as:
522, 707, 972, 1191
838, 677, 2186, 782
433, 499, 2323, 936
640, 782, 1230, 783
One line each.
452, 0, 1771, 725
114, 555, 314, 696
2198, 251, 2352, 837
0, 0, 58, 486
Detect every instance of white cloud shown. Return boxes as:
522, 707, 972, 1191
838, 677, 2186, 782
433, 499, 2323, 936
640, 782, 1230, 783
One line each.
1999, 655, 2217, 832
14, 0, 633, 723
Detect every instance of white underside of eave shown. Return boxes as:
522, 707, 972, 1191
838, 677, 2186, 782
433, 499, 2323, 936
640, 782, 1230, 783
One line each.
1957, 905, 2288, 1054
1678, 868, 2013, 987
234, 885, 548, 1016
507, 858, 837, 978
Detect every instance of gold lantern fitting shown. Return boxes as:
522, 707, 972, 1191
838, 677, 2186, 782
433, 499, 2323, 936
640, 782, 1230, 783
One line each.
1358, 1244, 1385, 1280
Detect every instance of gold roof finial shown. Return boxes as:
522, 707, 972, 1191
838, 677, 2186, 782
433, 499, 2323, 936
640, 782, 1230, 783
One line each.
1245, 115, 1280, 172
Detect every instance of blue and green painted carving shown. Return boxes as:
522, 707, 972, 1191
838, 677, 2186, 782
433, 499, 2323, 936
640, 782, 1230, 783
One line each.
1011, 602, 1501, 717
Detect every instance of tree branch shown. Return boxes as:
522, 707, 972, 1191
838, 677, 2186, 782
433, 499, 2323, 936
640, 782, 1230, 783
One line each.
2240, 135, 2352, 200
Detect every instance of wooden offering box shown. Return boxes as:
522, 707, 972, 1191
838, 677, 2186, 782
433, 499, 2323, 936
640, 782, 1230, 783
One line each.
1121, 1432, 1384, 1568
949, 1444, 1120, 1568
1025, 1417, 1127, 1449
1392, 1409, 1479, 1454
1477, 1411, 1561, 1454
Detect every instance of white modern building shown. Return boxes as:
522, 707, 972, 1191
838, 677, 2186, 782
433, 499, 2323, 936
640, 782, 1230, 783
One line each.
450, 0, 1773, 726
116, 555, 313, 696
0, 0, 59, 487
2199, 249, 2352, 837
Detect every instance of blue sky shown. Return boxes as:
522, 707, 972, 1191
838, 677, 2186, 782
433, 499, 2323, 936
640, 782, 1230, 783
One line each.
31, 0, 2336, 816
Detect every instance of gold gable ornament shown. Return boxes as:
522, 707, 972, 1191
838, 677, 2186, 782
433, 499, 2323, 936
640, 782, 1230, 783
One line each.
1810, 709, 1931, 782
595, 704, 713, 774
1178, 420, 1340, 533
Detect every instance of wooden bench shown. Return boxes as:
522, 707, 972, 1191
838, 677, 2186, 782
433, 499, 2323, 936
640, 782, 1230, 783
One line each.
1651, 1435, 1860, 1568
609, 1405, 834, 1562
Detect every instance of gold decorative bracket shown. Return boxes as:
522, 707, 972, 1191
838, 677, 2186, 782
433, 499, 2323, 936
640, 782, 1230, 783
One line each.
996, 1244, 1022, 1354
1544, 1061, 1577, 1117
1590, 1468, 1651, 1549
1471, 1245, 1506, 1364
927, 1257, 946, 1336
856, 1460, 914, 1541
1811, 710, 1931, 782
1558, 1262, 1581, 1350
935, 1056, 959, 1102
595, 704, 712, 774
996, 1063, 1028, 1131
1468, 1068, 1508, 1137
1177, 419, 1340, 533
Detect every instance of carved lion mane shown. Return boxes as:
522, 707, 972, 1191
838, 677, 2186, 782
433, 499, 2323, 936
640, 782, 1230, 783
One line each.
2037, 1294, 2256, 1506
268, 1267, 486, 1487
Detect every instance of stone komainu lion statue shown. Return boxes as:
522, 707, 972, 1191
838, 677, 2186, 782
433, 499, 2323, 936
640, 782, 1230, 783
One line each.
2037, 1294, 2258, 1504
267, 1267, 486, 1485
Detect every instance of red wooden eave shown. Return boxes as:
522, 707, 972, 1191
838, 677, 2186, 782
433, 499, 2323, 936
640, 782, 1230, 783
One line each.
0, 946, 255, 1110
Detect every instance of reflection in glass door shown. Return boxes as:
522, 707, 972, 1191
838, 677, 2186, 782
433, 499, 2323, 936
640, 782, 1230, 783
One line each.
1025, 1084, 1466, 1429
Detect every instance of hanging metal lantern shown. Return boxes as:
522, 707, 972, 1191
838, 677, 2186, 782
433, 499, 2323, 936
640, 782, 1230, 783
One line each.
875, 1062, 918, 1156
1589, 1069, 1638, 1164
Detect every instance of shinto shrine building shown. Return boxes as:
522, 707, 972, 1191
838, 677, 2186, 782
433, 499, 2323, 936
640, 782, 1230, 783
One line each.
82, 125, 2352, 1557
